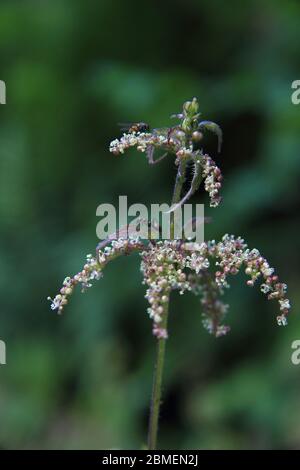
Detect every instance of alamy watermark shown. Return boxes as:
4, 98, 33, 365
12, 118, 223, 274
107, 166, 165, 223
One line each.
291, 340, 300, 365
0, 80, 6, 104
291, 80, 300, 104
0, 340, 6, 365
96, 196, 205, 245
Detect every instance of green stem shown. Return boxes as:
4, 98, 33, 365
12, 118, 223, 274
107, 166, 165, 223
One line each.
147, 296, 169, 450
147, 160, 188, 450
171, 159, 188, 208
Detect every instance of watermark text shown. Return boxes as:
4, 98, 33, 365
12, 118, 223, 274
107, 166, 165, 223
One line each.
96, 196, 205, 244
0, 80, 6, 104
0, 340, 6, 365
291, 340, 300, 365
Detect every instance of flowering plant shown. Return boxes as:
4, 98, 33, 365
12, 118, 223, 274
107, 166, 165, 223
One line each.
48, 98, 290, 449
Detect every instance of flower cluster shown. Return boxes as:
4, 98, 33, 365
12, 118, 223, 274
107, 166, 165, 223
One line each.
109, 105, 224, 210
140, 241, 191, 338
48, 233, 291, 337
109, 131, 182, 158
181, 235, 290, 328
188, 272, 229, 337
202, 154, 223, 207
48, 237, 144, 315
110, 132, 155, 155
139, 235, 291, 337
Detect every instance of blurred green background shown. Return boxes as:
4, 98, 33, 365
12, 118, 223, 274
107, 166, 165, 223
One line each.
0, 0, 300, 450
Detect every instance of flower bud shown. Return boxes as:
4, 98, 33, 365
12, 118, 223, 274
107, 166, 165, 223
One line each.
183, 97, 199, 116
192, 131, 203, 142
174, 129, 185, 140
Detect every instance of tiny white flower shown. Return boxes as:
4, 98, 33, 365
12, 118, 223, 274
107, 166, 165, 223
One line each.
279, 299, 291, 311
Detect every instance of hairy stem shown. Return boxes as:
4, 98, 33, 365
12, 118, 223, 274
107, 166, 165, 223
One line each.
147, 160, 188, 450
171, 159, 188, 208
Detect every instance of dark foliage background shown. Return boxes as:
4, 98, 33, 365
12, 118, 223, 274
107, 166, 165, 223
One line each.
0, 0, 300, 449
